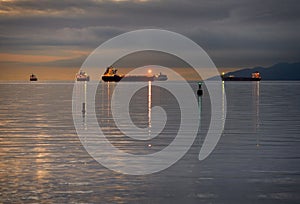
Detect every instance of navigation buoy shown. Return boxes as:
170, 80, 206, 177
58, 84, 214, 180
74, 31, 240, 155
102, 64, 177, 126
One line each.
197, 82, 203, 96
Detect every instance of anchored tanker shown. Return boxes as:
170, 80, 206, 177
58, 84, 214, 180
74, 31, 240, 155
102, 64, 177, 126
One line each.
76, 70, 90, 81
221, 71, 261, 81
154, 72, 168, 81
30, 74, 38, 81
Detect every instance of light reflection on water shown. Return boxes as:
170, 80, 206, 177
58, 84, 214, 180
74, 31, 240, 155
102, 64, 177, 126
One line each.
0, 81, 300, 203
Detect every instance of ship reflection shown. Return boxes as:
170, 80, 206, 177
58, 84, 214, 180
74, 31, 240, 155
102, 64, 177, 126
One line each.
252, 81, 260, 146
222, 81, 226, 122
100, 82, 116, 133
100, 81, 154, 139
73, 81, 88, 129
148, 81, 152, 139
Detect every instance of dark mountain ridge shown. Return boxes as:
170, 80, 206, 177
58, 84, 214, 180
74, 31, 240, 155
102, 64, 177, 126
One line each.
223, 62, 300, 80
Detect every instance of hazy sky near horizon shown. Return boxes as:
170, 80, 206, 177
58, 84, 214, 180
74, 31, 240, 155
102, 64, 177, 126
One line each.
0, 0, 299, 80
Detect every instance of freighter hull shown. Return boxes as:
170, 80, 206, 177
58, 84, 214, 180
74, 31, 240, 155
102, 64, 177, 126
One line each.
222, 77, 261, 81
102, 75, 123, 82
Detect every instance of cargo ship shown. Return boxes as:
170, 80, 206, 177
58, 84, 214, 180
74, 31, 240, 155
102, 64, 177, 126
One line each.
221, 71, 261, 81
154, 72, 168, 81
30, 74, 38, 81
102, 66, 155, 82
76, 70, 90, 81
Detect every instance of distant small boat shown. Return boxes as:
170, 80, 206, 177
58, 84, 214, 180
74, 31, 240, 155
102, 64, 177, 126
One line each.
154, 72, 168, 81
76, 70, 90, 81
101, 66, 155, 82
30, 74, 38, 81
222, 71, 261, 81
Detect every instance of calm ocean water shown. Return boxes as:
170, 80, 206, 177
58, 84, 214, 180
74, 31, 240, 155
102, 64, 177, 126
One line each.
0, 81, 300, 203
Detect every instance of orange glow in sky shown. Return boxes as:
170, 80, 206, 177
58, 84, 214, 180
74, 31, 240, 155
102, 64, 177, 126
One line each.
0, 53, 76, 63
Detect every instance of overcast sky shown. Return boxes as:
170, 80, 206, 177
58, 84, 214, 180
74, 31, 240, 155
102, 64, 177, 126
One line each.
0, 0, 299, 79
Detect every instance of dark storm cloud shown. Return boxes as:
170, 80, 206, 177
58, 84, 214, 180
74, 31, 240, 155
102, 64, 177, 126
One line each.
0, 0, 299, 68
0, 0, 232, 30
